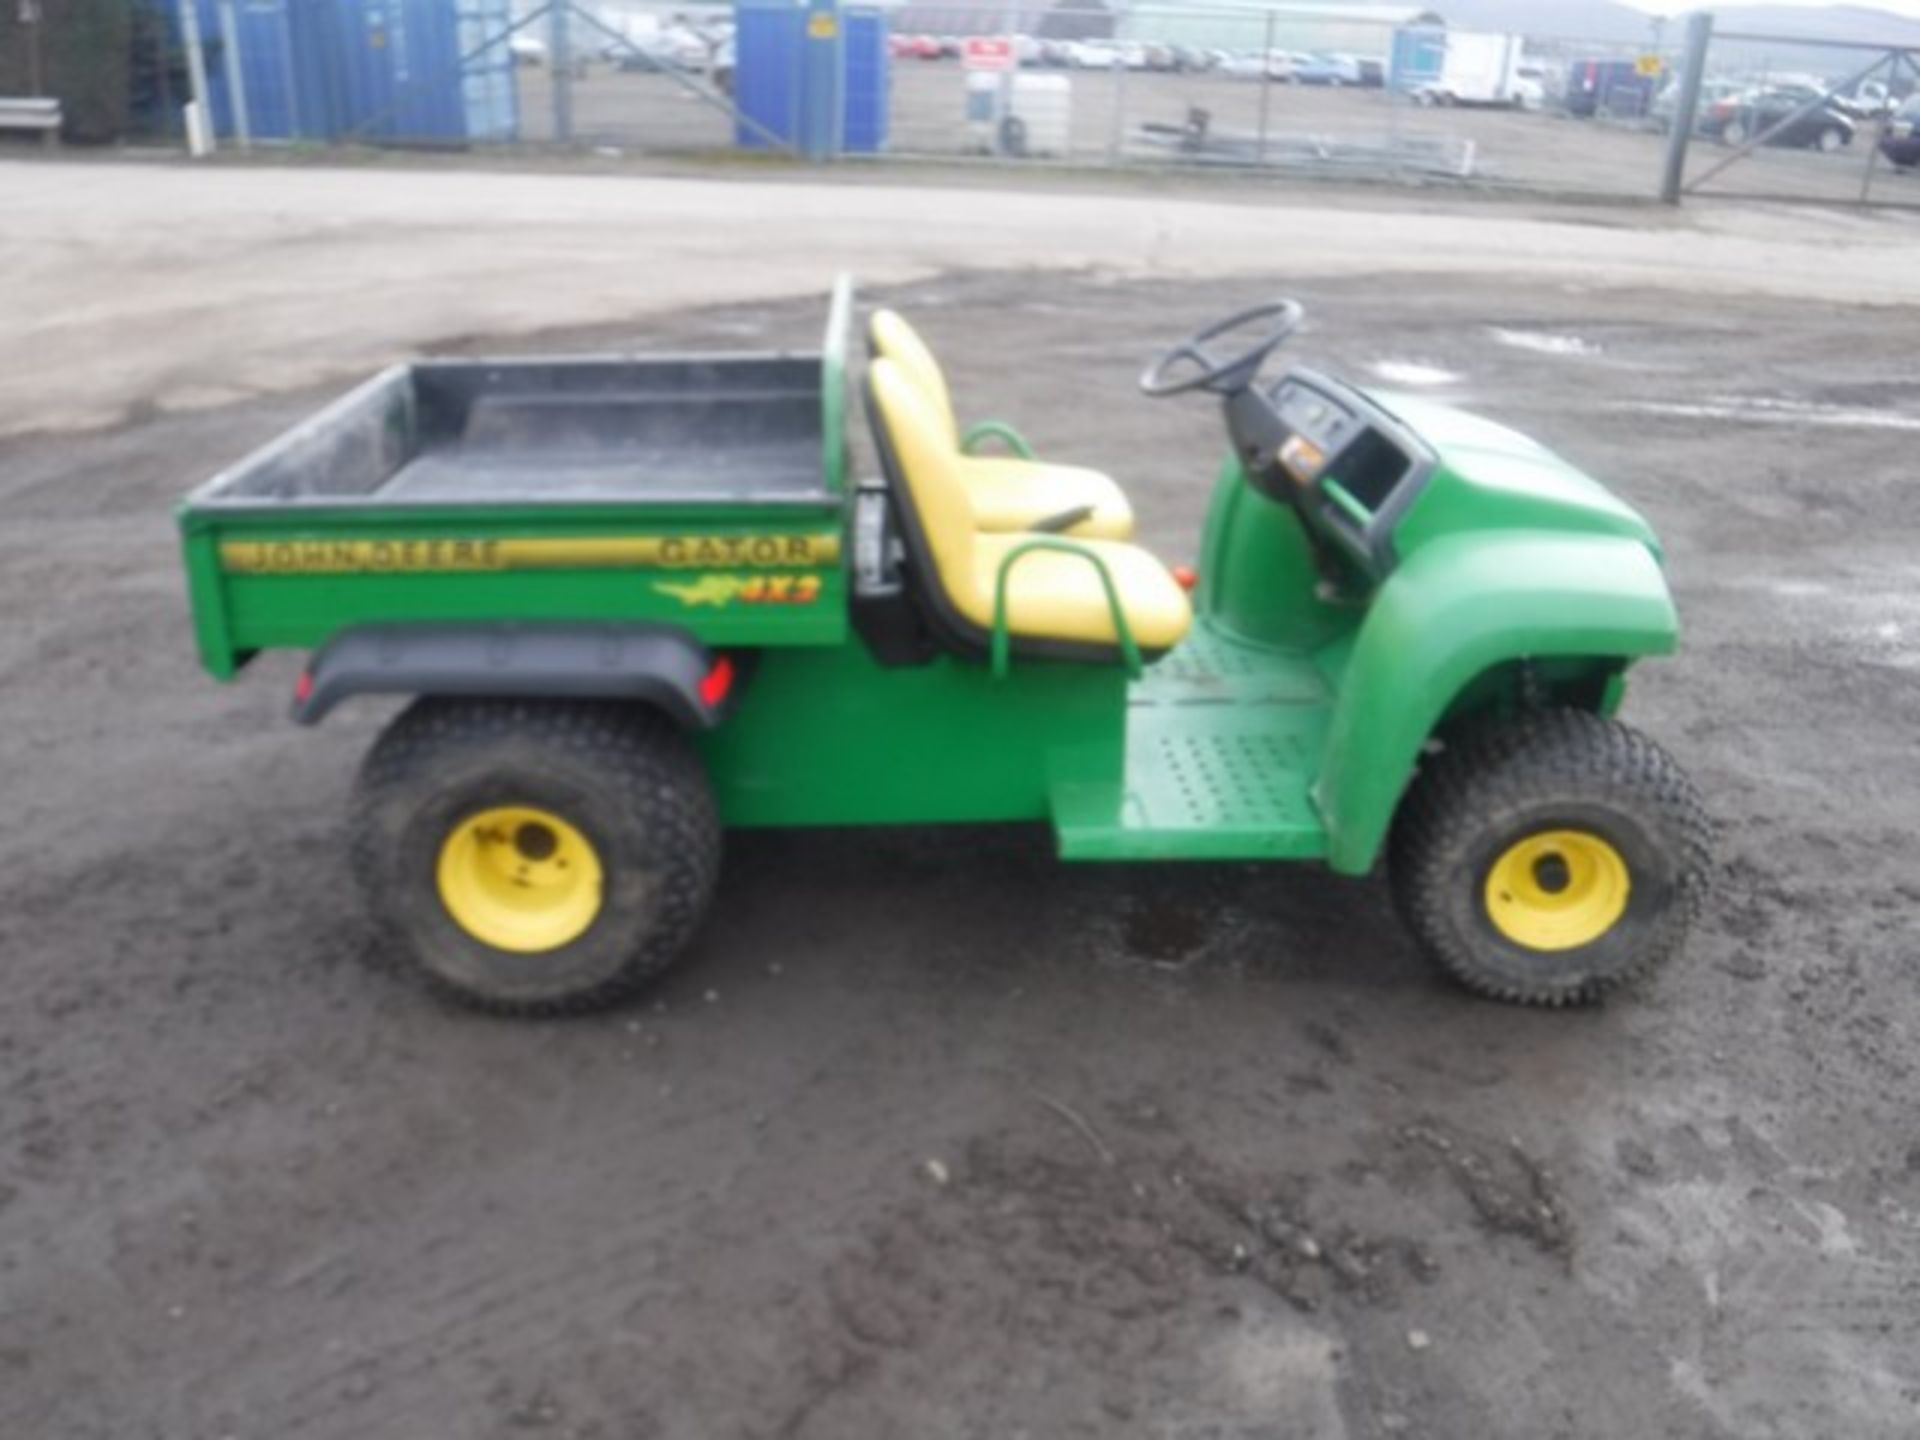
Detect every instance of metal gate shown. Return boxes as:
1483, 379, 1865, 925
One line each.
1660, 12, 1920, 210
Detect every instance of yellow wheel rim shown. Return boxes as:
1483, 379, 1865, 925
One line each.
436, 806, 604, 953
1484, 829, 1631, 952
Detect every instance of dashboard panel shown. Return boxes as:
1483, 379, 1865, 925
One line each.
1227, 369, 1435, 575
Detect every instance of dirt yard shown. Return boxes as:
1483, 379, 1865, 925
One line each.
3, 268, 1918, 1439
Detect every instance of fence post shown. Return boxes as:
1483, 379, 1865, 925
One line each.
552, 1, 575, 144
1257, 10, 1275, 164
1659, 10, 1713, 203
20, 0, 55, 148
179, 0, 216, 155
217, 0, 252, 150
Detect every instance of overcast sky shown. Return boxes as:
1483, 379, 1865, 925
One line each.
1628, 0, 1920, 14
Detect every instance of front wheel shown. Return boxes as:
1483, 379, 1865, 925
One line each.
351, 698, 720, 1016
1816, 125, 1849, 153
1388, 710, 1712, 1006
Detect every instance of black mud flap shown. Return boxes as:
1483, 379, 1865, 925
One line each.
292, 623, 737, 730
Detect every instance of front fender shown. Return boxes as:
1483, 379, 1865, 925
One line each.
1315, 533, 1678, 874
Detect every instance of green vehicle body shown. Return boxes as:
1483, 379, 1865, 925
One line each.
177, 279, 1677, 878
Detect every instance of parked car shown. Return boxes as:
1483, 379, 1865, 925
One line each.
1292, 52, 1364, 87
1650, 77, 1744, 134
606, 19, 715, 74
1356, 56, 1386, 88
508, 33, 547, 67
1833, 78, 1895, 119
1882, 94, 1920, 169
1219, 49, 1302, 82
1702, 85, 1856, 151
1066, 39, 1125, 70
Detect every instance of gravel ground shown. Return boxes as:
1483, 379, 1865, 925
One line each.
3, 269, 1919, 1439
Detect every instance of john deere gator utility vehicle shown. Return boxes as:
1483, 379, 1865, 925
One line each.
177, 279, 1710, 1014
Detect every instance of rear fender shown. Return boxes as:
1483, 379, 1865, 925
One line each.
293, 623, 734, 730
1315, 533, 1678, 874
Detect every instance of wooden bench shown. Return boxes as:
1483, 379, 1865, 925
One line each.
0, 97, 61, 147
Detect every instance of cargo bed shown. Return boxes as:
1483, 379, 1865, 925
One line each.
179, 280, 853, 678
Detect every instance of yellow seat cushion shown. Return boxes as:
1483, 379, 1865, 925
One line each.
869, 309, 963, 447
955, 456, 1135, 540
870, 308, 1136, 540
972, 533, 1193, 652
869, 358, 1191, 657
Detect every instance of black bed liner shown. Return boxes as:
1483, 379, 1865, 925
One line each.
189, 353, 834, 511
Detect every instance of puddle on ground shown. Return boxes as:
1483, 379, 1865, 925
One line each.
1622, 396, 1920, 434
1487, 327, 1601, 357
1368, 360, 1461, 387
1121, 895, 1214, 964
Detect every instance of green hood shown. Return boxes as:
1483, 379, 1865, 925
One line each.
1366, 390, 1662, 561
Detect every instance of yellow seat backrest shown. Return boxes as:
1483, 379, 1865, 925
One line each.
868, 357, 979, 613
870, 310, 959, 450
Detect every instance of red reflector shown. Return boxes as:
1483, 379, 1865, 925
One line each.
699, 655, 735, 709
1171, 565, 1199, 593
294, 671, 315, 705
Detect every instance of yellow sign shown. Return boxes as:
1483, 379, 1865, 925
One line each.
1635, 54, 1664, 78
807, 13, 837, 39
220, 534, 842, 576
655, 574, 825, 608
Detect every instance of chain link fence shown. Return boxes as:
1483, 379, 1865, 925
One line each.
82, 3, 1920, 211
876, 4, 1694, 197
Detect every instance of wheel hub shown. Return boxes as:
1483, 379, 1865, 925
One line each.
1484, 830, 1630, 952
436, 805, 604, 953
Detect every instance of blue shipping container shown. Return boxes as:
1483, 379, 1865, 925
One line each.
166, 0, 517, 144
842, 8, 887, 153
171, 0, 304, 140
734, 0, 887, 155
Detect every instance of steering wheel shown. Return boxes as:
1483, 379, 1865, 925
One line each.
1139, 300, 1305, 399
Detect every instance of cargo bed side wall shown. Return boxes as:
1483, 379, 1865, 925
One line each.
182, 504, 852, 677
189, 367, 418, 504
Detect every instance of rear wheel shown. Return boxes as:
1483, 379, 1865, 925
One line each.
351, 698, 720, 1016
1722, 117, 1749, 146
1816, 125, 1848, 153
1388, 710, 1712, 1006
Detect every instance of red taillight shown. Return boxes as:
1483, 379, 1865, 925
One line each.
294, 671, 315, 705
1172, 565, 1199, 593
699, 655, 735, 709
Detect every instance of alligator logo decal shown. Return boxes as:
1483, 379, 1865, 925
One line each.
654, 573, 825, 608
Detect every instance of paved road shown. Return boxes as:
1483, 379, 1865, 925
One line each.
3, 159, 1917, 437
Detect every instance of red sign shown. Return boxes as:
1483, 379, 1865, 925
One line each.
962, 37, 1015, 73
